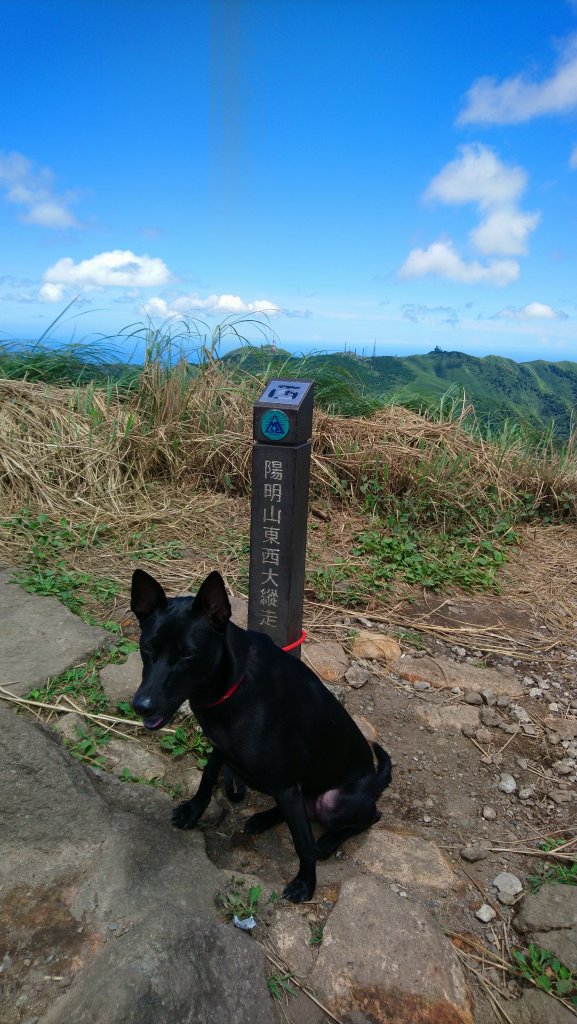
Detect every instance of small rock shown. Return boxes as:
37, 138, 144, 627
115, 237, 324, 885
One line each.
548, 703, 560, 713
304, 641, 349, 682
481, 689, 496, 706
480, 707, 501, 727
516, 757, 529, 770
461, 723, 477, 738
543, 717, 577, 740
461, 844, 488, 862
482, 806, 497, 820
475, 727, 493, 745
465, 690, 483, 706
529, 687, 543, 698
509, 704, 531, 724
476, 904, 497, 923
498, 892, 517, 906
496, 695, 510, 708
549, 790, 574, 805
351, 631, 401, 662
498, 774, 517, 794
493, 872, 523, 898
518, 787, 534, 800
414, 681, 431, 691
553, 759, 574, 776
521, 723, 537, 737
345, 664, 371, 689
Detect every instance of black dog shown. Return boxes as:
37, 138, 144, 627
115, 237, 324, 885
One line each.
131, 569, 392, 902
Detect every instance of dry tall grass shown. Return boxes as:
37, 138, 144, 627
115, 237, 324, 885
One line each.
1, 362, 575, 527
2, 362, 577, 657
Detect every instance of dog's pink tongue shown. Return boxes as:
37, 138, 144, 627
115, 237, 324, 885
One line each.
143, 715, 164, 730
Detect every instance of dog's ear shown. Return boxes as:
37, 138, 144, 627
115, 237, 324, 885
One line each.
131, 569, 167, 622
193, 571, 231, 631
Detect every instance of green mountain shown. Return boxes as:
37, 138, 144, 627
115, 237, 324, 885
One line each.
223, 346, 577, 437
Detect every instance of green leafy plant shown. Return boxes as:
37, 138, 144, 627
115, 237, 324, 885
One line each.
127, 526, 185, 562
527, 838, 577, 892
512, 943, 577, 1000
116, 700, 140, 720
267, 971, 298, 1001
354, 508, 516, 594
309, 924, 324, 946
13, 564, 118, 616
217, 879, 278, 921
66, 725, 111, 768
118, 767, 183, 798
158, 724, 213, 767
3, 507, 119, 617
25, 640, 141, 713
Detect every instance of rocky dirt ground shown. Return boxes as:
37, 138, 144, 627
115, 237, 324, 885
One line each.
1, 569, 576, 1024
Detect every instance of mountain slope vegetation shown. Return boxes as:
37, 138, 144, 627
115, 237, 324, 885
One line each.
223, 347, 577, 437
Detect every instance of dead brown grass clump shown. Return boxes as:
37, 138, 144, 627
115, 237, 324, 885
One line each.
1, 366, 577, 660
1, 367, 576, 527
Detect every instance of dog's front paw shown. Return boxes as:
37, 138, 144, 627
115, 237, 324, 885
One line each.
282, 876, 315, 903
172, 799, 204, 830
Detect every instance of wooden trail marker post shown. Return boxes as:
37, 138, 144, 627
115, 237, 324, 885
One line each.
248, 379, 314, 658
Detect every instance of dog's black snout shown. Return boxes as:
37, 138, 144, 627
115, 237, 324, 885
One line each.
132, 693, 157, 716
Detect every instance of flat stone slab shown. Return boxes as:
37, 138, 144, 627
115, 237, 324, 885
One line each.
0, 568, 111, 696
415, 703, 480, 734
391, 655, 523, 697
0, 709, 273, 1024
100, 651, 143, 707
310, 876, 473, 1024
349, 828, 458, 891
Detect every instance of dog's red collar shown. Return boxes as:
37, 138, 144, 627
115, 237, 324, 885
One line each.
201, 676, 244, 708
200, 632, 307, 708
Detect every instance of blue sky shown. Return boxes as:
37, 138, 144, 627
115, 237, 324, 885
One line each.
1, 0, 576, 362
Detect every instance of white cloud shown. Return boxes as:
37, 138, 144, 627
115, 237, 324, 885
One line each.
425, 144, 526, 208
570, 145, 577, 169
141, 293, 280, 319
399, 241, 519, 286
40, 250, 171, 300
38, 282, 66, 303
470, 208, 541, 256
496, 302, 566, 320
0, 150, 80, 228
400, 145, 539, 285
458, 34, 577, 125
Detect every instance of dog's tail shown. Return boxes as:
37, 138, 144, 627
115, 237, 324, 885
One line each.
371, 742, 392, 797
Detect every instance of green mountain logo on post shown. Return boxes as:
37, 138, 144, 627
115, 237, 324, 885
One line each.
261, 409, 289, 440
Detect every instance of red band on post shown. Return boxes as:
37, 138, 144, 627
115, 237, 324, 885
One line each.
282, 630, 307, 652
